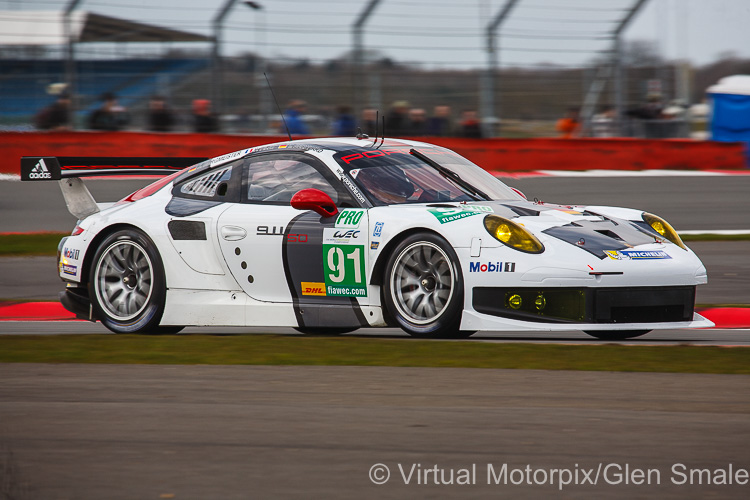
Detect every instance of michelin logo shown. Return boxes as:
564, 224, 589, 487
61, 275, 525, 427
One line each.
29, 159, 52, 179
605, 250, 671, 260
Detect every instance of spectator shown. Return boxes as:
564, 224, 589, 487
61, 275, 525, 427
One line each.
459, 110, 482, 138
147, 95, 174, 132
385, 100, 410, 137
89, 92, 129, 131
556, 107, 580, 138
281, 99, 310, 136
192, 99, 219, 133
332, 105, 356, 137
427, 105, 452, 137
35, 91, 71, 131
407, 108, 427, 136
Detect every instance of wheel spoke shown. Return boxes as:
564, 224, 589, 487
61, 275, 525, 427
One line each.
103, 253, 126, 274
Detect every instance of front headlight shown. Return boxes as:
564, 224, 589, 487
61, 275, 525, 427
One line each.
642, 212, 686, 250
483, 215, 544, 253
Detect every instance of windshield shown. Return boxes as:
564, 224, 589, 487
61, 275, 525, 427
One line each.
333, 145, 522, 206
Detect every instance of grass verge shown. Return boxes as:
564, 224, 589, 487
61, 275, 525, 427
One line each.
0, 335, 748, 374
0, 232, 67, 256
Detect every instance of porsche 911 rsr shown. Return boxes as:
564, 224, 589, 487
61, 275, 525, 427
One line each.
21, 137, 712, 339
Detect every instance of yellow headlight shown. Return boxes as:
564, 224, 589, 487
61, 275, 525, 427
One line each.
484, 215, 544, 253
642, 213, 686, 250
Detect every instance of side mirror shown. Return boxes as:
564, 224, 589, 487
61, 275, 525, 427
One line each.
290, 188, 339, 218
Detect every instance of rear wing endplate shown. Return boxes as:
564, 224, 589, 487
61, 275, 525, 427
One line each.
20, 156, 207, 220
20, 156, 207, 181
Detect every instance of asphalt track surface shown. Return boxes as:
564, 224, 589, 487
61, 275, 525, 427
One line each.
1, 364, 749, 499
2, 176, 750, 499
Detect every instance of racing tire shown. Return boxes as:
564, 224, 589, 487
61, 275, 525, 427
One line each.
293, 327, 358, 335
584, 330, 651, 340
88, 229, 180, 334
383, 233, 472, 339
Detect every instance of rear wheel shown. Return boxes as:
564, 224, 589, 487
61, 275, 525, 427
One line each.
89, 229, 182, 334
584, 330, 651, 340
383, 233, 472, 339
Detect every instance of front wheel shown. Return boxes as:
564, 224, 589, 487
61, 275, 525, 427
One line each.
383, 233, 471, 339
88, 229, 179, 334
584, 330, 651, 340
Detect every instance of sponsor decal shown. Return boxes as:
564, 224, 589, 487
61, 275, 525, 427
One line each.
210, 149, 251, 167
605, 250, 672, 260
29, 158, 52, 179
63, 247, 80, 260
373, 221, 384, 237
62, 264, 77, 276
349, 168, 361, 179
301, 282, 327, 296
335, 209, 365, 228
324, 227, 364, 245
370, 241, 380, 250
339, 149, 411, 164
251, 144, 324, 154
469, 261, 516, 273
340, 176, 367, 204
428, 205, 493, 224
257, 225, 285, 236
333, 230, 360, 239
338, 148, 461, 165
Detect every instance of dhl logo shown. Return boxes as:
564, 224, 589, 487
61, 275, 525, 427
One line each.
301, 282, 326, 296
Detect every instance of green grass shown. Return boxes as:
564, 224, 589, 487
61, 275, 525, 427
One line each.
0, 335, 748, 374
0, 232, 67, 256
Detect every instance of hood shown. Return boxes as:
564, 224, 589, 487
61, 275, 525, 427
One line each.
450, 200, 667, 260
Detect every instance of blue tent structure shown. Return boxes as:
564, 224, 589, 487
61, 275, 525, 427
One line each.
708, 75, 750, 167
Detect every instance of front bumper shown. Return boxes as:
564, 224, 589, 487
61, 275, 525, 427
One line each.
472, 285, 696, 324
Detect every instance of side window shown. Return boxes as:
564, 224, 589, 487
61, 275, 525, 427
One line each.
174, 163, 241, 203
180, 166, 232, 197
243, 155, 355, 206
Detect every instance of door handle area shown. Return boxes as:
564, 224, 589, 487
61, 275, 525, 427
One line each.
221, 226, 247, 241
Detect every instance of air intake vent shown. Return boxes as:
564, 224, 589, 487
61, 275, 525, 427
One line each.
168, 220, 206, 240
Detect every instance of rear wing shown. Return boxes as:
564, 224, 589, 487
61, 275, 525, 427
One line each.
20, 156, 207, 219
20, 156, 207, 181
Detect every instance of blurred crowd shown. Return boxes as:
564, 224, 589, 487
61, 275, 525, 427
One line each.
34, 86, 692, 140
34, 89, 490, 139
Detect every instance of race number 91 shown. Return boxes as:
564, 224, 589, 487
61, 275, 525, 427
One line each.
322, 244, 367, 297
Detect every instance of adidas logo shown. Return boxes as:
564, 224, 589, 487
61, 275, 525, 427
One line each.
29, 159, 52, 179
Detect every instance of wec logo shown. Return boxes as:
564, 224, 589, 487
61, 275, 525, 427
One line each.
469, 262, 516, 273
333, 230, 360, 239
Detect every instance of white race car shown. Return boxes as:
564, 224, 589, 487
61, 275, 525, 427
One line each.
22, 137, 712, 339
